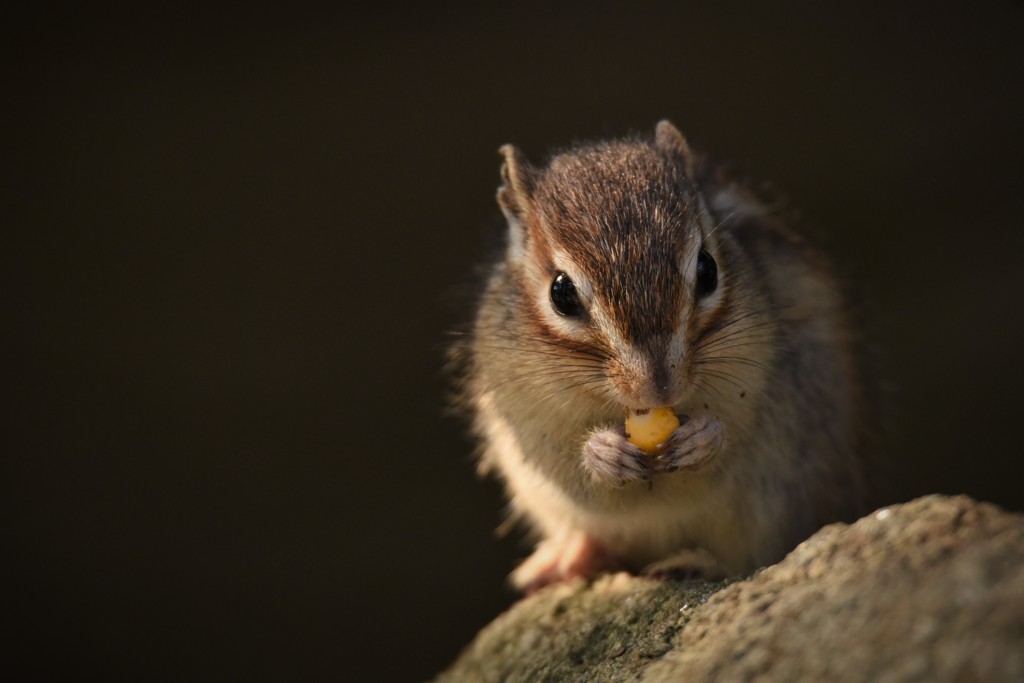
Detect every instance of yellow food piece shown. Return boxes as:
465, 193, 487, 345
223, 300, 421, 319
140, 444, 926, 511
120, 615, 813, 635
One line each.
625, 407, 680, 454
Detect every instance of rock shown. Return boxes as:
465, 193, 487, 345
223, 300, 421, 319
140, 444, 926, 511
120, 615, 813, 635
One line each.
435, 495, 1024, 682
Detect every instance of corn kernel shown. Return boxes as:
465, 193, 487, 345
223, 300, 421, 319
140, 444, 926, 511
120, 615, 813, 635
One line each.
625, 407, 680, 454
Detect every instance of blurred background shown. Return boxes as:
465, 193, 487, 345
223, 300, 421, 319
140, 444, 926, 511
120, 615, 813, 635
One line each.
8, 2, 1024, 680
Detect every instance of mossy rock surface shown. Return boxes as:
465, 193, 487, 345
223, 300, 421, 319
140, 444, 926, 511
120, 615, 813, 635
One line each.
437, 495, 1024, 683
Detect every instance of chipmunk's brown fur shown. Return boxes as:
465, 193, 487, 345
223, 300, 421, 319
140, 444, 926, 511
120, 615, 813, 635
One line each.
456, 121, 869, 591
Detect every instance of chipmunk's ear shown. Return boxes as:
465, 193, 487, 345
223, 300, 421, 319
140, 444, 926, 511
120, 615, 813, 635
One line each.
497, 144, 536, 261
497, 144, 535, 222
655, 120, 696, 179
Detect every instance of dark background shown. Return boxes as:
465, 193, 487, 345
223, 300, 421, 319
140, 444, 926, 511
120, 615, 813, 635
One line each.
9, 3, 1024, 681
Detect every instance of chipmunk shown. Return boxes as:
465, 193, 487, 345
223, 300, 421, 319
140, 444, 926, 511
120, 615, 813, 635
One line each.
454, 121, 869, 592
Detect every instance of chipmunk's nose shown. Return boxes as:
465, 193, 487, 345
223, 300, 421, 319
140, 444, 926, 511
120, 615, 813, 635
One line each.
611, 342, 682, 409
652, 361, 673, 404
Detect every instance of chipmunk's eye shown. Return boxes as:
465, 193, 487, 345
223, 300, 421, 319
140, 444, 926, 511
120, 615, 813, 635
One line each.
696, 249, 718, 299
550, 272, 583, 317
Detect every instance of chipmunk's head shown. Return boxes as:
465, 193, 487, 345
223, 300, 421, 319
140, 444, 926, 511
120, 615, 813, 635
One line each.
495, 121, 737, 412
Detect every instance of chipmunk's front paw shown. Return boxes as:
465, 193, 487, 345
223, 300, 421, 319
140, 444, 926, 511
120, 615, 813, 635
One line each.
655, 414, 724, 473
583, 426, 654, 487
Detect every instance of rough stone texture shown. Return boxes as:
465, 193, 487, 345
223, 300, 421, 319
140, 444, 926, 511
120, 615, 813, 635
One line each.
436, 495, 1024, 682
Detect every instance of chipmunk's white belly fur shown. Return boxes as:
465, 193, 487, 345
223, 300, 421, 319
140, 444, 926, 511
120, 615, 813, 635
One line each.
478, 390, 766, 572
